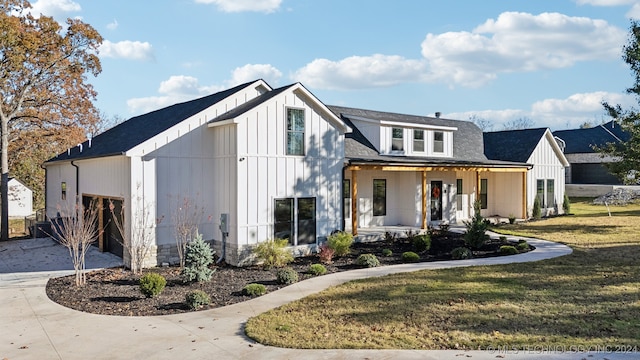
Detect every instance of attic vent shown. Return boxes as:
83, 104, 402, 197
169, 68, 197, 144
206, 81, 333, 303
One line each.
435, 112, 441, 118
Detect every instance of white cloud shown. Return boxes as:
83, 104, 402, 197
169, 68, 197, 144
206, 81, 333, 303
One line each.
99, 40, 154, 61
627, 3, 640, 18
106, 19, 119, 30
421, 12, 626, 87
28, 0, 81, 18
194, 0, 282, 13
292, 54, 427, 90
447, 91, 633, 131
228, 64, 282, 86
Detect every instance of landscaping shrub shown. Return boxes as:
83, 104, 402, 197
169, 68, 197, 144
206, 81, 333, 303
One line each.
308, 264, 327, 276
451, 247, 473, 260
464, 201, 489, 249
185, 290, 211, 310
499, 245, 519, 255
516, 240, 529, 252
317, 243, 335, 264
243, 283, 267, 297
139, 272, 166, 298
276, 267, 299, 285
254, 238, 293, 269
532, 197, 542, 219
327, 231, 354, 257
508, 214, 516, 224
381, 248, 393, 257
413, 234, 431, 252
563, 194, 571, 214
402, 251, 420, 263
181, 233, 215, 283
356, 253, 380, 268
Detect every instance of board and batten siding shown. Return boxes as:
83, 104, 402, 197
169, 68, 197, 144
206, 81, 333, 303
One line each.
230, 90, 344, 249
526, 131, 567, 214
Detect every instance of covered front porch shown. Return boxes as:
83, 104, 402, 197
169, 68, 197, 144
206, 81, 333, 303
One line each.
344, 163, 529, 236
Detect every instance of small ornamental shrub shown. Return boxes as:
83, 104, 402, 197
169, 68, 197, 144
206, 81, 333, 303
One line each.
499, 245, 519, 255
464, 201, 489, 249
308, 264, 327, 276
508, 214, 516, 224
381, 248, 393, 257
356, 253, 380, 268
243, 283, 267, 297
499, 236, 507, 242
182, 233, 215, 283
439, 222, 450, 232
317, 243, 335, 264
327, 231, 354, 257
185, 290, 211, 310
254, 238, 293, 269
563, 194, 571, 214
532, 197, 542, 219
451, 247, 473, 260
516, 240, 529, 252
402, 251, 420, 263
413, 234, 431, 252
276, 267, 299, 285
139, 272, 166, 298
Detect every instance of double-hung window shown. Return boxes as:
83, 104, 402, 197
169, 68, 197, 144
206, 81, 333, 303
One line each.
391, 128, 403, 152
286, 108, 305, 155
373, 179, 386, 216
480, 179, 488, 209
433, 131, 444, 153
546, 179, 555, 208
413, 129, 424, 152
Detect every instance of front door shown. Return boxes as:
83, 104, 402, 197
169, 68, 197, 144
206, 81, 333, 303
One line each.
431, 181, 443, 221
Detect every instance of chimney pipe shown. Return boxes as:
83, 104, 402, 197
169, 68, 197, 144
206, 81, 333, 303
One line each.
435, 112, 441, 118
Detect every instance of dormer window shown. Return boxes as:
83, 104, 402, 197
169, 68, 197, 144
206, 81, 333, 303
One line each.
392, 128, 403, 151
433, 131, 444, 153
413, 130, 424, 152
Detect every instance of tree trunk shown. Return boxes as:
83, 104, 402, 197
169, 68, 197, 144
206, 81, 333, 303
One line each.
1, 115, 9, 241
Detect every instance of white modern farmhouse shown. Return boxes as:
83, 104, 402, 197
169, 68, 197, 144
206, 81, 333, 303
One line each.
44, 80, 566, 267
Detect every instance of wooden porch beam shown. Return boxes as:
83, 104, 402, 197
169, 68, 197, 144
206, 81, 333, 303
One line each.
344, 164, 528, 173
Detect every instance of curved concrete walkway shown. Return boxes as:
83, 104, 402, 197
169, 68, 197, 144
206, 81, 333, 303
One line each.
0, 234, 635, 360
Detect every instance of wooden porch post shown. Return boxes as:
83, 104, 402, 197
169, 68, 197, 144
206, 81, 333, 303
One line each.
421, 170, 427, 229
351, 169, 358, 236
522, 171, 527, 219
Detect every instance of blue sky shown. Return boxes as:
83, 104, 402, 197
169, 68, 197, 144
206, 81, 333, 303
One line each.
27, 0, 640, 130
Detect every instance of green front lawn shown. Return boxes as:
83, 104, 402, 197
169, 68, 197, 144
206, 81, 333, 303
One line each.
245, 198, 640, 349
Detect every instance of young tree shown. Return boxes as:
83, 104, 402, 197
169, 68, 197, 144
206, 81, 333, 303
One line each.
49, 199, 101, 286
469, 114, 494, 132
172, 196, 204, 268
599, 21, 640, 184
109, 187, 164, 274
502, 117, 534, 130
0, 0, 103, 240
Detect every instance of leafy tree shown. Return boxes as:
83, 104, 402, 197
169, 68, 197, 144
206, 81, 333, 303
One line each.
0, 0, 103, 240
599, 21, 640, 184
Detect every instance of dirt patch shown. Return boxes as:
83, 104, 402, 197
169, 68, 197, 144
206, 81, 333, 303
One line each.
46, 232, 530, 316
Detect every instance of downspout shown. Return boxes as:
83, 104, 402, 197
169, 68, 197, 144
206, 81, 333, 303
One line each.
71, 160, 79, 199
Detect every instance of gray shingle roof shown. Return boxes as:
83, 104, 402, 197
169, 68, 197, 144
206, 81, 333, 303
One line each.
328, 105, 527, 168
483, 128, 548, 163
45, 80, 260, 163
552, 120, 630, 154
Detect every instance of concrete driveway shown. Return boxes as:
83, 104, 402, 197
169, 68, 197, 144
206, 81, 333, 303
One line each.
0, 235, 637, 360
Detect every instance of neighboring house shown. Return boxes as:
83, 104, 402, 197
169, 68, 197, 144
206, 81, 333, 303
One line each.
553, 121, 629, 185
44, 80, 350, 266
329, 106, 532, 234
8, 178, 33, 217
484, 128, 569, 217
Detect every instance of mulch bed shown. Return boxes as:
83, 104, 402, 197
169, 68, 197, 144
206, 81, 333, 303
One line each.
46, 231, 530, 316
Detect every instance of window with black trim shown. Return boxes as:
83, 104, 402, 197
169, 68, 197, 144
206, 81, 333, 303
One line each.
536, 179, 545, 208
480, 178, 488, 209
546, 179, 555, 208
373, 179, 386, 216
456, 178, 463, 211
274, 198, 294, 243
343, 179, 351, 220
286, 108, 305, 155
391, 128, 403, 151
61, 182, 67, 200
